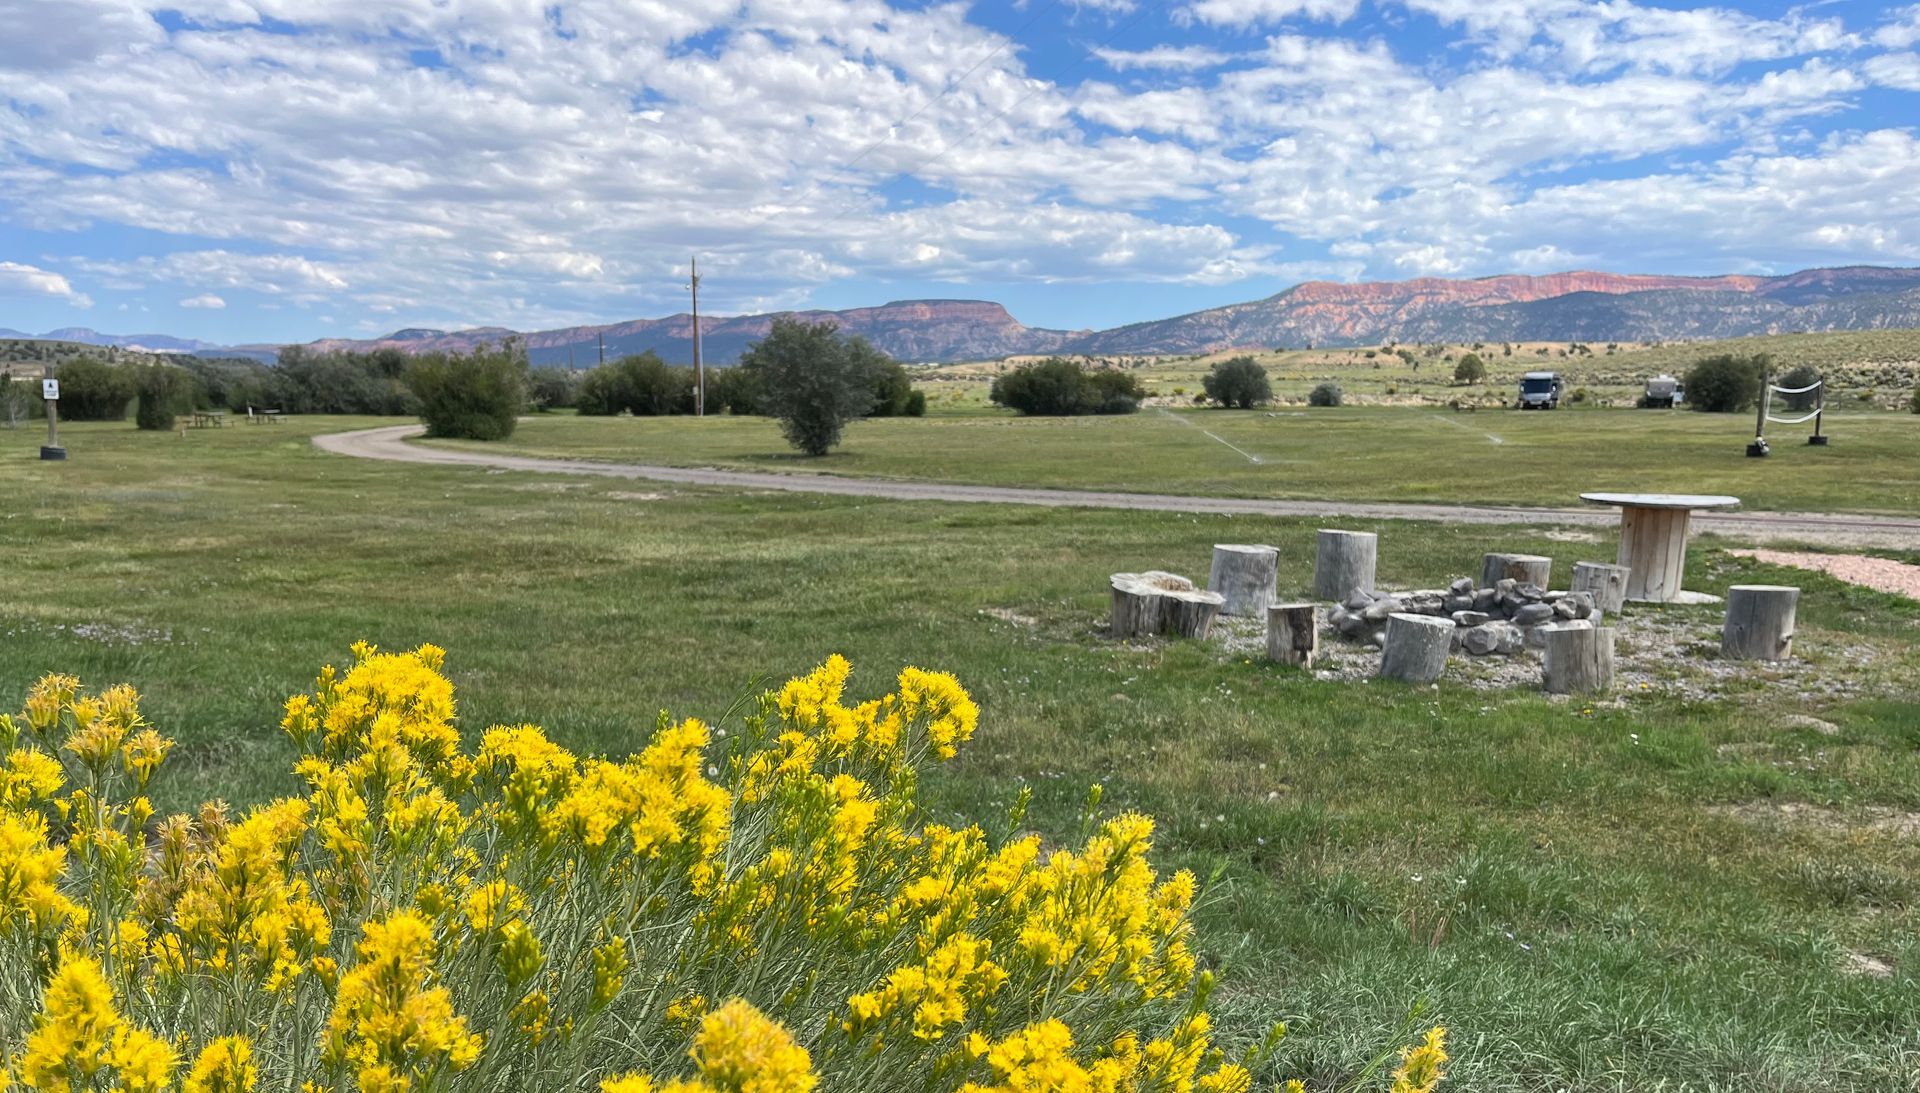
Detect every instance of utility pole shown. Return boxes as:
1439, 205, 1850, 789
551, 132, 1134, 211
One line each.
689, 255, 705, 416
597, 331, 604, 366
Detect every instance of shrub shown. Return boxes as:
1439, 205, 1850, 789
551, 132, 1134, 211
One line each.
0, 368, 33, 427
1685, 353, 1769, 413
1777, 364, 1822, 411
132, 364, 193, 430
406, 341, 529, 440
4, 650, 1439, 1092
1910, 383, 1919, 414
989, 358, 1144, 416
529, 368, 581, 412
903, 389, 927, 417
1570, 387, 1589, 404
1452, 353, 1486, 384
270, 346, 418, 415
706, 366, 765, 416
53, 357, 135, 420
867, 361, 919, 417
1202, 356, 1272, 408
1308, 382, 1343, 407
739, 318, 892, 455
573, 353, 695, 417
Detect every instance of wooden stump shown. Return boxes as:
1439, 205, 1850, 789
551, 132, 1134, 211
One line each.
1108, 571, 1194, 638
1209, 544, 1279, 617
1480, 552, 1552, 590
1313, 530, 1377, 600
1617, 505, 1690, 602
1543, 625, 1615, 694
1722, 585, 1799, 661
1265, 603, 1318, 666
1378, 612, 1452, 683
1161, 589, 1225, 639
1570, 561, 1630, 617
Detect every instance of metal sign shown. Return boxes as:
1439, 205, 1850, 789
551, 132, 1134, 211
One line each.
42, 378, 59, 400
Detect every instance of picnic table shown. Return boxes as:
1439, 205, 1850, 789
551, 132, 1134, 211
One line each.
189, 410, 226, 428
1580, 492, 1741, 604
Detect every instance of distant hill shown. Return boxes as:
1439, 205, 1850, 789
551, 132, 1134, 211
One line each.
1060, 267, 1920, 354
307, 300, 1085, 367
8, 265, 1919, 366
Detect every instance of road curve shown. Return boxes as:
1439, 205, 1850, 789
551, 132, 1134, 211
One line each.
315, 424, 1920, 548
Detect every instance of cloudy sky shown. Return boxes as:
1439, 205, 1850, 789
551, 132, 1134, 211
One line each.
2, 0, 1918, 343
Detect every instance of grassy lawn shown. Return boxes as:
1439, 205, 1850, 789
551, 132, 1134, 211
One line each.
435, 406, 1920, 515
5, 418, 1919, 1090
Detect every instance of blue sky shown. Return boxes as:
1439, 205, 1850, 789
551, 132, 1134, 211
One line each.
2, 0, 1918, 345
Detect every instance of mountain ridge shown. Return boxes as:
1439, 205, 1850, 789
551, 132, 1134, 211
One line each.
9, 265, 1920, 365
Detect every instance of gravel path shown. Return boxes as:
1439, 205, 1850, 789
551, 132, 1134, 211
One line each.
1729, 549, 1920, 598
315, 424, 1920, 548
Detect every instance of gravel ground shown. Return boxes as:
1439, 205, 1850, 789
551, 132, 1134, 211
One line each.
1729, 548, 1920, 599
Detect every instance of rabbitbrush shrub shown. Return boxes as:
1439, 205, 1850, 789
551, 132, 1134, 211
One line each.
0, 648, 1452, 1092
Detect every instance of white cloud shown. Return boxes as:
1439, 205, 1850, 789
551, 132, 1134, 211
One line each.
1184, 0, 1361, 27
1864, 51, 1920, 91
0, 262, 92, 307
1094, 45, 1235, 70
180, 294, 226, 308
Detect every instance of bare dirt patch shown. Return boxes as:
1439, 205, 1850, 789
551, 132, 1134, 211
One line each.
1729, 549, 1920, 599
1708, 801, 1920, 839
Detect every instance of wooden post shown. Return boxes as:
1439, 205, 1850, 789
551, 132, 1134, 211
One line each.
1570, 561, 1631, 616
1617, 505, 1690, 602
1313, 529, 1377, 600
1109, 571, 1194, 638
1265, 603, 1318, 666
1161, 589, 1225, 639
1378, 613, 1452, 683
1479, 552, 1551, 589
1543, 626, 1614, 694
1722, 585, 1799, 661
1209, 544, 1279, 617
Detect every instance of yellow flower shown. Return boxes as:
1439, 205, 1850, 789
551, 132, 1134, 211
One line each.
0, 812, 80, 937
464, 879, 526, 932
591, 939, 630, 1009
183, 1038, 256, 1093
323, 909, 482, 1087
19, 954, 174, 1093
691, 1000, 817, 1093
1389, 1027, 1447, 1093
1, 747, 64, 807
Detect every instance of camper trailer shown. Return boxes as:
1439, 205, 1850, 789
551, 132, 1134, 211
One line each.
1516, 372, 1563, 410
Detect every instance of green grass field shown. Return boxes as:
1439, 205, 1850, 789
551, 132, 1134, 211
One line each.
5, 417, 1919, 1090
438, 406, 1920, 515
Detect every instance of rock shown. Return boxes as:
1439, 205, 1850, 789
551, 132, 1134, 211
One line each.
1449, 627, 1465, 651
1344, 591, 1374, 612
1451, 610, 1490, 627
1494, 623, 1526, 654
1361, 597, 1404, 623
1443, 594, 1473, 613
1462, 623, 1502, 655
1449, 576, 1475, 595
1552, 598, 1578, 619
1500, 593, 1528, 617
1564, 591, 1595, 619
1513, 602, 1556, 626
1544, 590, 1566, 601
1525, 618, 1592, 650
1517, 582, 1547, 600
1472, 587, 1500, 612
1370, 630, 1387, 648
1336, 609, 1370, 638
1495, 578, 1518, 598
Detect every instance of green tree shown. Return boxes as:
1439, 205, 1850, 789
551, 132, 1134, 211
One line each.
738, 318, 890, 456
706, 366, 765, 416
1452, 353, 1486, 384
0, 368, 32, 427
989, 359, 1144, 416
404, 341, 529, 440
133, 364, 193, 430
1684, 353, 1769, 413
1308, 382, 1343, 407
1201, 356, 1272, 408
1777, 364, 1822, 412
54, 357, 134, 420
528, 368, 581, 412
867, 361, 918, 417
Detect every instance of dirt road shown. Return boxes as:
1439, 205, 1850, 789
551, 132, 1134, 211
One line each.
315, 424, 1920, 548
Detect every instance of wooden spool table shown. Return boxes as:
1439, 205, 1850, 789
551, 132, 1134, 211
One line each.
1579, 492, 1740, 604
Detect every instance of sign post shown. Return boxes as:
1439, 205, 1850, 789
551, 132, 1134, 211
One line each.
40, 368, 64, 461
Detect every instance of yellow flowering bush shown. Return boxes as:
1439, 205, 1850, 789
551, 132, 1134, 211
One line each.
0, 644, 1446, 1093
